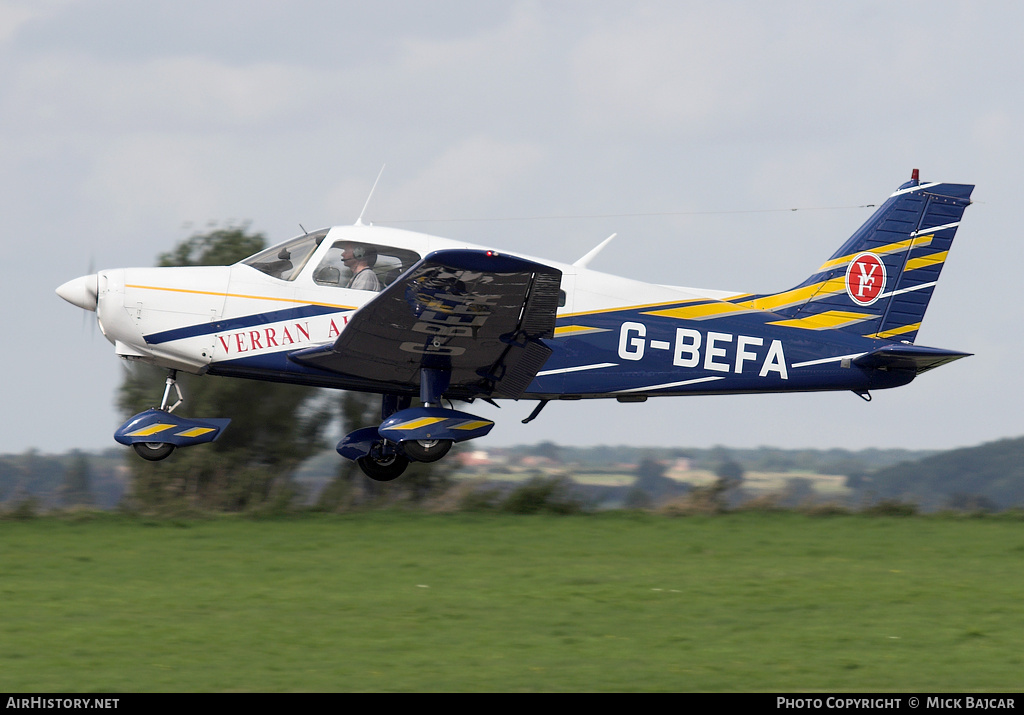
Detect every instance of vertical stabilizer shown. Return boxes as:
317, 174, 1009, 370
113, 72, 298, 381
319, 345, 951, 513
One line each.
749, 173, 973, 343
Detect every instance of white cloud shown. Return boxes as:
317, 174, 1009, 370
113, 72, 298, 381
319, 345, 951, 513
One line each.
0, 0, 69, 45
565, 3, 987, 143
80, 134, 228, 236
569, 6, 767, 135
0, 2, 34, 43
5, 54, 321, 133
328, 135, 546, 221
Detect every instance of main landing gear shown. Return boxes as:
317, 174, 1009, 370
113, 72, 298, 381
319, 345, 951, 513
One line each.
357, 446, 410, 482
337, 370, 493, 481
400, 438, 453, 463
114, 370, 231, 461
353, 436, 453, 482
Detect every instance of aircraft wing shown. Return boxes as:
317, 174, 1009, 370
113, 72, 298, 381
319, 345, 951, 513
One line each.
289, 249, 562, 399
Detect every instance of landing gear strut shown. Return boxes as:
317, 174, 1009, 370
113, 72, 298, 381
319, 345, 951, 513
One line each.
131, 370, 182, 461
159, 369, 183, 413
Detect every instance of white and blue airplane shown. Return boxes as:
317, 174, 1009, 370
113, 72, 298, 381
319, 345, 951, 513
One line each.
57, 171, 973, 480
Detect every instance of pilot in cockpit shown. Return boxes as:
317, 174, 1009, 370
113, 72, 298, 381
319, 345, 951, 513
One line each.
341, 243, 381, 292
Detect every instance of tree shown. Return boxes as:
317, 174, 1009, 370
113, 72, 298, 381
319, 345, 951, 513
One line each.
119, 225, 332, 511
705, 453, 744, 510
714, 457, 745, 487
156, 225, 265, 269
531, 441, 562, 463
628, 457, 684, 507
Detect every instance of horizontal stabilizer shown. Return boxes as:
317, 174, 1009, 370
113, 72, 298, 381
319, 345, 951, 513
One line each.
853, 344, 971, 375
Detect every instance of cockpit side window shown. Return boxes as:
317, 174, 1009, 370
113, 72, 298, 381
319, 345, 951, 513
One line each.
312, 241, 421, 292
241, 229, 329, 281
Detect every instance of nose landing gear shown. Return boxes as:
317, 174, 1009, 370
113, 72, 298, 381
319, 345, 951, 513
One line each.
115, 370, 231, 461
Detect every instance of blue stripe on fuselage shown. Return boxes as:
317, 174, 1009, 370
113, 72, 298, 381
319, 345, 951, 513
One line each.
144, 304, 344, 345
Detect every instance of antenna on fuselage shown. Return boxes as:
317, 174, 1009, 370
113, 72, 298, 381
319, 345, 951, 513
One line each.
573, 233, 617, 268
355, 164, 386, 226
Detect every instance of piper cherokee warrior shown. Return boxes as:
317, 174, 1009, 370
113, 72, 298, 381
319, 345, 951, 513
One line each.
56, 171, 973, 481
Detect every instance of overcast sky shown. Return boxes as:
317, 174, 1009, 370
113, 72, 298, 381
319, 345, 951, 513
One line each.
5, 1, 1022, 455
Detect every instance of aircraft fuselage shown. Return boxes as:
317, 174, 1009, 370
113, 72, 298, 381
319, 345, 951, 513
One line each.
77, 224, 912, 400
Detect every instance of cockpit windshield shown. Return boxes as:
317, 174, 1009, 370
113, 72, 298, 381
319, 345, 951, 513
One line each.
241, 229, 330, 281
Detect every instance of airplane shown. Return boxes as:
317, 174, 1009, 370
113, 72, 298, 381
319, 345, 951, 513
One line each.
56, 170, 973, 481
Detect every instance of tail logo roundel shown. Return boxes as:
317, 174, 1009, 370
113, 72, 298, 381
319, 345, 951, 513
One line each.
845, 252, 886, 306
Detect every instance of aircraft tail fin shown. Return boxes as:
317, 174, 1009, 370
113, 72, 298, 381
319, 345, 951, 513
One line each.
748, 172, 973, 343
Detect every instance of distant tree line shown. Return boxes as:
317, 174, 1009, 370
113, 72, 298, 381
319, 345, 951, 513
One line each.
6, 435, 1024, 515
0, 449, 125, 509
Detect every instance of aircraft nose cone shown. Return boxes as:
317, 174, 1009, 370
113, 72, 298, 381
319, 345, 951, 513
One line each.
56, 274, 99, 311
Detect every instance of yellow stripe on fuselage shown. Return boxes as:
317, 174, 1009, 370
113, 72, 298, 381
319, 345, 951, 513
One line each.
560, 298, 709, 320
767, 310, 875, 330
642, 301, 755, 320
553, 325, 609, 337
737, 277, 848, 312
125, 284, 358, 311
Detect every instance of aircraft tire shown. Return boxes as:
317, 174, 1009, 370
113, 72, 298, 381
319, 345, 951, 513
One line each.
401, 439, 453, 463
133, 442, 175, 461
357, 453, 409, 481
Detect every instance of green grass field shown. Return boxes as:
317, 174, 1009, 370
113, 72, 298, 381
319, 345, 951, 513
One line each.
2, 511, 1022, 692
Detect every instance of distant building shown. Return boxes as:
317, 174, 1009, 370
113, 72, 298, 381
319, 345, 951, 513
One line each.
457, 450, 492, 468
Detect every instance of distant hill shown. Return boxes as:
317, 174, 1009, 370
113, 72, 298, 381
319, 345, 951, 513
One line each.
860, 437, 1024, 511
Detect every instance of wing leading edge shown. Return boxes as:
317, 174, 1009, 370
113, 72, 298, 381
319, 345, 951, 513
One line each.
289, 249, 562, 399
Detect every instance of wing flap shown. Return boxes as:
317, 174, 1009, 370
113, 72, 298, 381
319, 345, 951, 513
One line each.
290, 249, 561, 398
